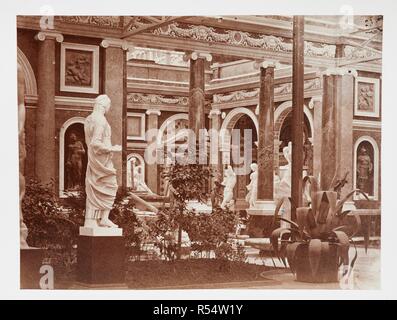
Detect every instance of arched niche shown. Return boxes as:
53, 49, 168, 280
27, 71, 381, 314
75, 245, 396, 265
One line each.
353, 136, 379, 200
126, 153, 146, 189
59, 117, 87, 197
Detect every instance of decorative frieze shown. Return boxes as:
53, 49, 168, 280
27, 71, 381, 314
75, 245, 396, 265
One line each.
128, 93, 189, 106
343, 45, 381, 60
127, 47, 188, 67
58, 16, 122, 28
152, 22, 337, 58
213, 78, 322, 104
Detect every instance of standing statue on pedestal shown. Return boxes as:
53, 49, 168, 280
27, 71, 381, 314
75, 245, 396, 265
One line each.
84, 94, 121, 228
220, 165, 237, 209
18, 65, 29, 248
245, 163, 258, 208
356, 146, 373, 194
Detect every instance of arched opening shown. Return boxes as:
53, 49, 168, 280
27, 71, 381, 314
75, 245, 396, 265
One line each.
127, 153, 146, 189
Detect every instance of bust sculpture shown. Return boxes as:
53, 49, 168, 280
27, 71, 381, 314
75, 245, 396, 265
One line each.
220, 165, 237, 209
84, 94, 121, 228
246, 163, 258, 208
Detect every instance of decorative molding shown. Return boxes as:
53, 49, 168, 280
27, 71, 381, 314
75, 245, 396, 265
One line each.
353, 119, 381, 130
60, 42, 99, 94
344, 45, 381, 60
58, 16, 122, 29
55, 96, 95, 108
146, 109, 162, 116
127, 46, 188, 67
128, 92, 189, 106
35, 31, 64, 42
101, 38, 129, 50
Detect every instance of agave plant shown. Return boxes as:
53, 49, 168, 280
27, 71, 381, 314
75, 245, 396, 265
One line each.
271, 176, 369, 278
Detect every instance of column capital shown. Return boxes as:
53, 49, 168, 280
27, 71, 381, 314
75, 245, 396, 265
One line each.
208, 108, 221, 119
146, 109, 161, 116
322, 67, 357, 77
253, 60, 280, 70
183, 51, 212, 62
308, 95, 323, 109
101, 38, 129, 50
35, 31, 64, 43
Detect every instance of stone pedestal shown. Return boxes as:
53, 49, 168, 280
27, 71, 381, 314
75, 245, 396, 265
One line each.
20, 248, 44, 289
77, 228, 125, 286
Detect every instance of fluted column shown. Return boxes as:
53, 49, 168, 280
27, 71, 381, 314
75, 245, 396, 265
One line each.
101, 38, 129, 187
146, 109, 161, 194
35, 31, 63, 185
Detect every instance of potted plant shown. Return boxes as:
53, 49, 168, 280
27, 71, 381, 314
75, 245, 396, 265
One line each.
271, 176, 369, 283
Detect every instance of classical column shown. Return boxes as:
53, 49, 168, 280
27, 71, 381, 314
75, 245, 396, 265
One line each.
208, 108, 222, 180
184, 51, 212, 162
248, 61, 277, 215
291, 16, 305, 220
34, 31, 63, 185
309, 95, 323, 180
321, 68, 357, 210
101, 38, 129, 187
146, 109, 161, 194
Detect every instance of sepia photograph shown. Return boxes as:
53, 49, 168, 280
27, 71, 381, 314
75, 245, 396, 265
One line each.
2, 0, 397, 303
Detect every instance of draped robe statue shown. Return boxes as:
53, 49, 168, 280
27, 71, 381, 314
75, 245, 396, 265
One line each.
246, 163, 258, 208
83, 94, 122, 228
220, 165, 237, 209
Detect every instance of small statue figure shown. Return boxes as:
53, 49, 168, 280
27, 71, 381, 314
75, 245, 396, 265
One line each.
356, 146, 373, 194
245, 163, 258, 208
220, 165, 237, 209
66, 132, 85, 190
84, 94, 122, 229
210, 172, 224, 208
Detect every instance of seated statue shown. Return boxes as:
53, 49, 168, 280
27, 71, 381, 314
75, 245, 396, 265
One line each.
245, 163, 258, 208
83, 94, 122, 229
220, 165, 237, 209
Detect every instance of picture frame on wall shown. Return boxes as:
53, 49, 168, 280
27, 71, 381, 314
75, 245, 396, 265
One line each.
127, 112, 146, 140
60, 42, 99, 94
354, 77, 380, 118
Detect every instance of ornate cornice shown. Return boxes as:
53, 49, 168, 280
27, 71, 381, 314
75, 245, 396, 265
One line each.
128, 93, 189, 106
35, 31, 64, 42
101, 38, 129, 50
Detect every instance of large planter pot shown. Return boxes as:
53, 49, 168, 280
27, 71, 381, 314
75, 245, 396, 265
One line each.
293, 242, 339, 283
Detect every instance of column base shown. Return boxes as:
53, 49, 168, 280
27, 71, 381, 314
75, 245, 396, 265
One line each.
246, 200, 276, 216
20, 247, 44, 289
77, 235, 126, 286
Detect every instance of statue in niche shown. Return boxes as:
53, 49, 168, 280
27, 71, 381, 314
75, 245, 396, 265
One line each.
220, 165, 237, 209
84, 94, 121, 229
245, 163, 258, 208
65, 132, 86, 190
210, 171, 224, 208
356, 146, 373, 195
303, 137, 313, 175
18, 64, 29, 248
131, 158, 154, 194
